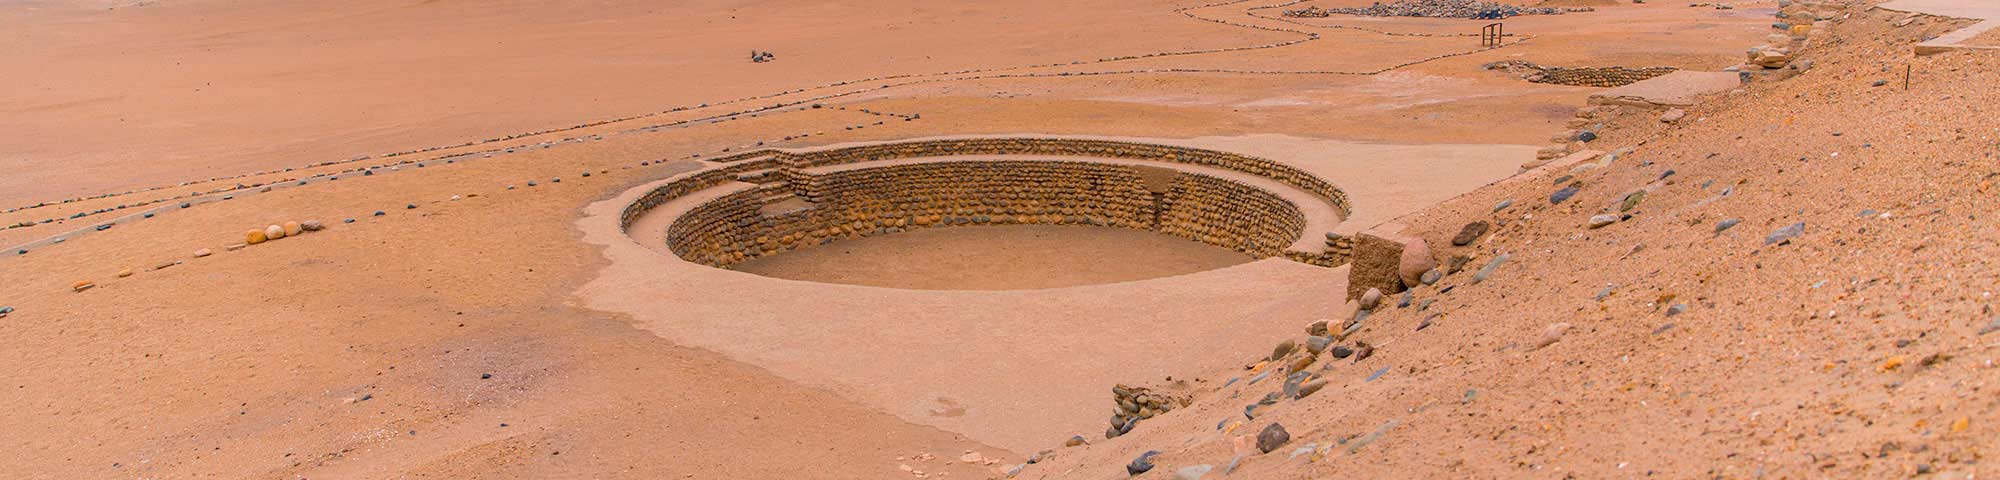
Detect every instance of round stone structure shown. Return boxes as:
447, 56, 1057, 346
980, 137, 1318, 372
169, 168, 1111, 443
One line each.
618, 136, 1355, 274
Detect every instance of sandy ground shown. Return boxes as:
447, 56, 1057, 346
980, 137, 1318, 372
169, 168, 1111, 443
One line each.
730, 225, 1254, 291
0, 0, 1792, 477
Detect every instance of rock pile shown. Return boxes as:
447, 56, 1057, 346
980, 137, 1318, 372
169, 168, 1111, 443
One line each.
244, 220, 327, 246
1107, 384, 1189, 438
1285, 1, 1583, 19
1484, 60, 1680, 88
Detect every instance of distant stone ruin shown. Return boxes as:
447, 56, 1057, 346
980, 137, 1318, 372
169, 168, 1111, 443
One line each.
1285, 0, 1587, 19
1484, 60, 1679, 87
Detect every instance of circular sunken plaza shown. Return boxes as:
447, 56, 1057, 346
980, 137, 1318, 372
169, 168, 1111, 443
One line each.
576, 134, 1524, 451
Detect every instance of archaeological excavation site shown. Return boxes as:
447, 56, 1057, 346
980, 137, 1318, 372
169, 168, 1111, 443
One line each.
3, 0, 1997, 478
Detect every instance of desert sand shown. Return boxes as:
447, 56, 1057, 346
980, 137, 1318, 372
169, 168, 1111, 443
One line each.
5, 0, 1992, 478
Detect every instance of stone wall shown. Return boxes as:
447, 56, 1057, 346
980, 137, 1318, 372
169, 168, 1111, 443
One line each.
705, 138, 1351, 218
663, 160, 1325, 267
628, 138, 1354, 269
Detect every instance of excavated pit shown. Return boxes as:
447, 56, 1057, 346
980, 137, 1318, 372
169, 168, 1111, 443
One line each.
619, 137, 1353, 290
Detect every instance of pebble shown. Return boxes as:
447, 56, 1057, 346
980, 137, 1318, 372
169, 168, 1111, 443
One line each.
1256, 423, 1291, 453
1471, 254, 1510, 284
246, 229, 268, 245
1587, 214, 1618, 229
1660, 108, 1687, 123
0, 306, 12, 317
1977, 318, 2000, 336
1064, 435, 1087, 447
1765, 222, 1805, 245
1493, 199, 1514, 212
1126, 451, 1160, 475
1594, 284, 1615, 301
1306, 336, 1334, 354
1306, 319, 1329, 336
283, 221, 302, 236
1715, 218, 1740, 234
1420, 268, 1442, 285
1329, 345, 1354, 359
1619, 191, 1646, 212
1366, 366, 1389, 381
301, 220, 324, 232
1666, 304, 1688, 316
1359, 288, 1383, 310
343, 218, 356, 224
374, 211, 386, 216
1270, 339, 1296, 361
1550, 184, 1581, 204
1536, 322, 1572, 349
1295, 380, 1327, 399
1577, 130, 1598, 142
265, 224, 286, 240
72, 280, 95, 293
406, 203, 418, 209
1353, 342, 1375, 361
1173, 464, 1214, 480
116, 268, 133, 278
193, 248, 212, 258
1416, 314, 1435, 331
1397, 291, 1412, 308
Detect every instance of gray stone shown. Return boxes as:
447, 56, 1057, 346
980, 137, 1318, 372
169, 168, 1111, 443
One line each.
1306, 336, 1334, 354
1127, 451, 1160, 475
1471, 254, 1510, 284
1666, 304, 1688, 316
1715, 218, 1740, 234
1397, 291, 1412, 308
1765, 222, 1805, 245
1329, 345, 1354, 359
1979, 318, 2000, 336
1420, 268, 1442, 285
1257, 423, 1291, 453
1359, 288, 1384, 310
1493, 199, 1514, 212
1550, 184, 1581, 204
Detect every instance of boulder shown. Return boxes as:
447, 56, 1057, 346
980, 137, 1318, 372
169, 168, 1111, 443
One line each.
1398, 238, 1437, 287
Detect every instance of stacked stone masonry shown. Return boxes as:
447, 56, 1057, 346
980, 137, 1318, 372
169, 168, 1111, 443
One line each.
627, 138, 1353, 270
1484, 60, 1680, 87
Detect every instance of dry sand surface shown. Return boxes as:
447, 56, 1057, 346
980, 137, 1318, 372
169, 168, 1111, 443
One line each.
730, 225, 1255, 290
9, 0, 1947, 478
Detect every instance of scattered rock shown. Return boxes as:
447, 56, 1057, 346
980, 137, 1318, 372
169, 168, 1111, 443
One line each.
282, 221, 302, 236
193, 248, 212, 258
1306, 336, 1334, 354
1397, 291, 1413, 308
1715, 218, 1740, 234
1471, 254, 1510, 284
1256, 423, 1291, 453
1979, 318, 2000, 336
1064, 435, 1087, 447
1306, 319, 1330, 336
246, 229, 268, 245
1420, 268, 1442, 285
1588, 214, 1619, 229
1550, 183, 1581, 204
1765, 222, 1805, 245
1536, 322, 1572, 349
1359, 288, 1384, 310
1398, 238, 1437, 286
1660, 108, 1688, 123
1271, 339, 1296, 361
1296, 379, 1328, 399
1666, 304, 1688, 316
1127, 451, 1160, 475
1493, 199, 1514, 212
264, 224, 286, 241
1353, 342, 1375, 361
116, 268, 133, 278
301, 220, 325, 232
72, 280, 95, 293
1619, 191, 1647, 212
1451, 221, 1490, 246
1329, 345, 1354, 359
